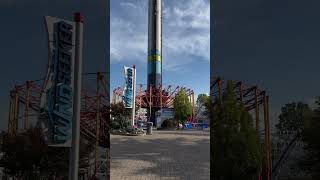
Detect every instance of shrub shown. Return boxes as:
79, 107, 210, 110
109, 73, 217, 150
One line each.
110, 115, 130, 130
161, 119, 177, 129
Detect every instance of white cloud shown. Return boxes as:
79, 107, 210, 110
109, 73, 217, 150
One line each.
120, 2, 138, 9
165, 0, 210, 29
111, 0, 210, 71
110, 17, 147, 64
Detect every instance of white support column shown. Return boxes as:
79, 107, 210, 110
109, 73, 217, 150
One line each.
69, 12, 83, 180
132, 65, 136, 126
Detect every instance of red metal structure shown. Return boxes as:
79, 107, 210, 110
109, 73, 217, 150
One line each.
7, 72, 109, 179
112, 84, 196, 124
211, 77, 272, 180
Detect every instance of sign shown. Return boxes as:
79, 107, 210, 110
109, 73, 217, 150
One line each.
161, 108, 174, 118
123, 66, 134, 108
40, 16, 76, 147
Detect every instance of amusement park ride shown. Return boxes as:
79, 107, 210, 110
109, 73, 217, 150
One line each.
113, 0, 197, 127
112, 83, 196, 126
7, 72, 109, 179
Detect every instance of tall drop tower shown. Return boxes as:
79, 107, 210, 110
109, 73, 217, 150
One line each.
148, 0, 162, 88
147, 0, 162, 125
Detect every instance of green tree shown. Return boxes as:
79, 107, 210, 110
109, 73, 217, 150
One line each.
273, 102, 313, 178
110, 102, 131, 129
300, 97, 320, 179
0, 127, 69, 179
276, 102, 311, 134
196, 94, 209, 109
173, 90, 192, 125
196, 94, 210, 118
0, 127, 46, 179
211, 81, 262, 180
110, 102, 130, 117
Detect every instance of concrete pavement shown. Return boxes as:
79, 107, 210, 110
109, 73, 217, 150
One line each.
110, 130, 210, 180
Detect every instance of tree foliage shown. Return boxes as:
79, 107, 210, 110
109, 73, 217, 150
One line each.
275, 99, 320, 178
110, 102, 131, 129
276, 102, 311, 134
110, 102, 131, 117
173, 90, 192, 125
196, 93, 211, 119
300, 97, 320, 179
211, 81, 262, 180
0, 127, 69, 179
273, 102, 312, 177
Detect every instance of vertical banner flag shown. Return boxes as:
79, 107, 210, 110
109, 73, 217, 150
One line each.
123, 66, 134, 108
40, 16, 76, 147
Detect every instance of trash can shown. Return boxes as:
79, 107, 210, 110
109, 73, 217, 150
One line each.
147, 122, 153, 135
137, 121, 142, 128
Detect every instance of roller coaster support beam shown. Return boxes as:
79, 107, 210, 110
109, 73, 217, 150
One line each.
192, 92, 195, 121
239, 81, 243, 103
8, 91, 13, 135
24, 81, 31, 130
254, 87, 259, 141
160, 85, 163, 114
218, 79, 222, 100
263, 95, 271, 180
8, 90, 19, 136
95, 72, 102, 175
267, 95, 272, 178
149, 85, 152, 122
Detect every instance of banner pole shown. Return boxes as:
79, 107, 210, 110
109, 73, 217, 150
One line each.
69, 12, 83, 180
132, 65, 136, 126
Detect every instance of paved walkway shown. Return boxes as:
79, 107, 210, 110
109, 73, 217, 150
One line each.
110, 130, 210, 180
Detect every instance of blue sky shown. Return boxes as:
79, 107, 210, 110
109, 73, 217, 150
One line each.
214, 0, 320, 131
110, 0, 210, 98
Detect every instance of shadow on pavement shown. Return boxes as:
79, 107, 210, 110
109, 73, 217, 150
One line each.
110, 130, 210, 180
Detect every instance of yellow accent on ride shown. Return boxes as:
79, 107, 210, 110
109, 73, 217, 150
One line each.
148, 55, 161, 62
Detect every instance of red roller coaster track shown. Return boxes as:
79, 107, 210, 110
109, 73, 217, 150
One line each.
112, 84, 196, 123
